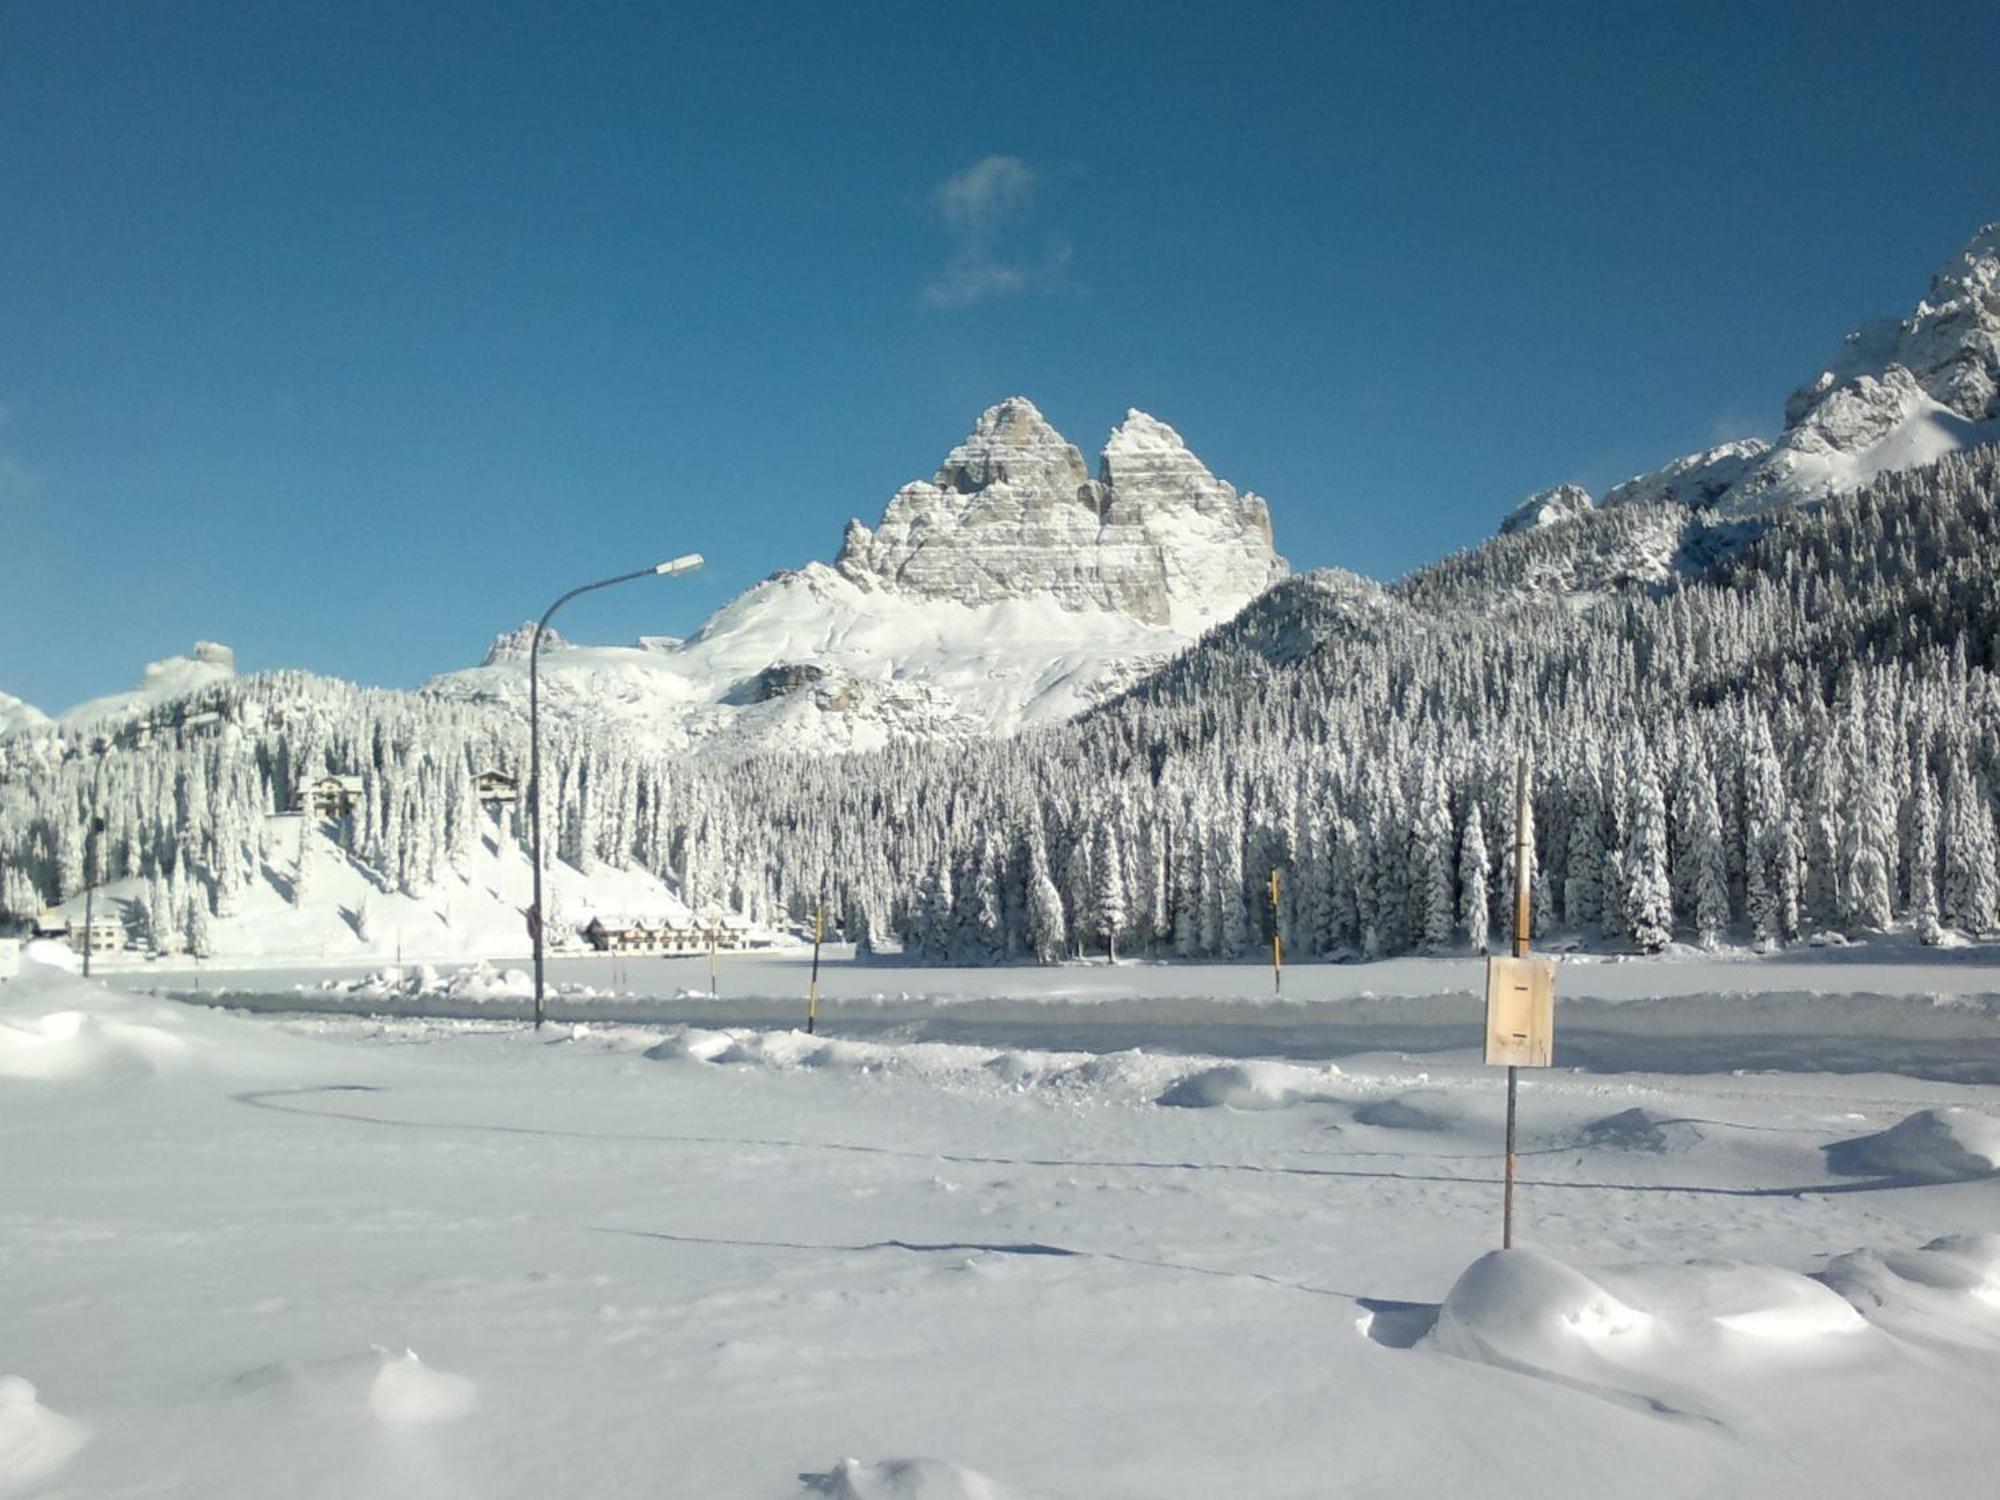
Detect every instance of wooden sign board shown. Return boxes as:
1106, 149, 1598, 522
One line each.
1485, 955, 1555, 1067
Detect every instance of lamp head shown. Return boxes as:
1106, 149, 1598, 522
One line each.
653, 553, 704, 576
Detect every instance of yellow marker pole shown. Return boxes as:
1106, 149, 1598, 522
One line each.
1505, 755, 1531, 1250
1269, 868, 1283, 995
807, 900, 824, 1035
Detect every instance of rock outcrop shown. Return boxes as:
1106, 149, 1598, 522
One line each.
1498, 483, 1595, 536
835, 398, 1286, 628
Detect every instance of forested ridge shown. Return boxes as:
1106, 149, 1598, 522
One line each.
4, 448, 1998, 963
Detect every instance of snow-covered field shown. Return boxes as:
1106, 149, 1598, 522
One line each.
7, 947, 2000, 1497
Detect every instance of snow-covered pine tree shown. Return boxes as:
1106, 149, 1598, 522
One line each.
1458, 798, 1489, 953
1622, 742, 1672, 953
1093, 824, 1127, 961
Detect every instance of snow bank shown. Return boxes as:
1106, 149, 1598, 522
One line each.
1156, 1060, 1341, 1110
0, 1376, 87, 1492
0, 1007, 191, 1082
1823, 1107, 2000, 1182
801, 1457, 1022, 1499
306, 963, 605, 1004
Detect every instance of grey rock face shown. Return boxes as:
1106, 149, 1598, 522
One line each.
482, 623, 570, 665
836, 397, 1287, 627
1498, 483, 1595, 535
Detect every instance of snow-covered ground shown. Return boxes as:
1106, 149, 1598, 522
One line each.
6, 946, 2000, 1497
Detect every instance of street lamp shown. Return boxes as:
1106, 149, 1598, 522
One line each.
529, 553, 703, 1028
80, 721, 160, 978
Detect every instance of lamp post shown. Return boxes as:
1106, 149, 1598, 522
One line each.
81, 746, 111, 979
80, 721, 164, 978
529, 553, 703, 1028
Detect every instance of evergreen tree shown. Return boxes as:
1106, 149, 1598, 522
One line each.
1458, 799, 1489, 954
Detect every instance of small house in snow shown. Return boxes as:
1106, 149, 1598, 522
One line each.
473, 769, 519, 805
292, 774, 365, 820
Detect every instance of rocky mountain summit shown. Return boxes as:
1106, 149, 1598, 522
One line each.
835, 397, 1286, 629
1497, 483, 1595, 536
424, 399, 1287, 754
1501, 221, 2000, 528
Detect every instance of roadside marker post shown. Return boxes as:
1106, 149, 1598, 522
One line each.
806, 896, 825, 1034
1269, 869, 1283, 995
1488, 756, 1555, 1249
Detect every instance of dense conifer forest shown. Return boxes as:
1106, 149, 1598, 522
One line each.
4, 448, 1997, 963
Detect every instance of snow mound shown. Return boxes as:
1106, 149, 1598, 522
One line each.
1425, 1250, 1653, 1367
0, 1008, 192, 1082
1820, 1235, 2000, 1333
1823, 1108, 2000, 1182
1351, 1091, 1457, 1132
801, 1456, 1021, 1499
0, 1376, 87, 1491
1578, 1107, 1701, 1153
311, 963, 589, 1004
642, 1028, 738, 1063
367, 1349, 478, 1426
1157, 1060, 1340, 1110
230, 1347, 476, 1426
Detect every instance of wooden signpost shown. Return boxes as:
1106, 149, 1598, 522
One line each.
1488, 756, 1555, 1249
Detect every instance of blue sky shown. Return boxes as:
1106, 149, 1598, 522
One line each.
3, 0, 1997, 714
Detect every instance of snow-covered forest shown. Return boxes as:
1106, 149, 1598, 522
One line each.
4, 448, 1998, 964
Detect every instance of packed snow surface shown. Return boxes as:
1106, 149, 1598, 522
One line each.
6, 951, 2000, 1496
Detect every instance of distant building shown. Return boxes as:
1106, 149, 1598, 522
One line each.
31, 909, 70, 940
581, 912, 756, 955
473, 770, 519, 805
291, 774, 365, 820
68, 915, 124, 956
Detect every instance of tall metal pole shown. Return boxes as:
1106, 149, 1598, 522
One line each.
529, 554, 703, 1029
1504, 754, 1531, 1250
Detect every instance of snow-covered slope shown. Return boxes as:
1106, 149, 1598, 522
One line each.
0, 691, 47, 737
428, 399, 1287, 753
56, 642, 236, 729
44, 808, 706, 969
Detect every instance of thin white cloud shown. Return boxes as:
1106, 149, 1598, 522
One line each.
921, 155, 1068, 309
934, 155, 1036, 238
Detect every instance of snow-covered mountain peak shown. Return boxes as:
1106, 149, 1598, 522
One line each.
835, 398, 1285, 627
482, 623, 571, 665
1498, 483, 1595, 536
433, 399, 1286, 753
57, 642, 237, 728
932, 395, 1092, 497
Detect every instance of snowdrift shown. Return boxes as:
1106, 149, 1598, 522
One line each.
1822, 1107, 2000, 1182
0, 1375, 87, 1492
